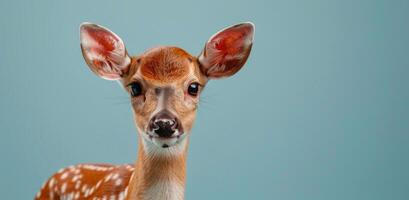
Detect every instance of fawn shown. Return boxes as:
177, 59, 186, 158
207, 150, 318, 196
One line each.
35, 22, 254, 200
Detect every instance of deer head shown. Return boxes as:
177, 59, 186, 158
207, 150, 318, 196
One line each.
80, 22, 254, 152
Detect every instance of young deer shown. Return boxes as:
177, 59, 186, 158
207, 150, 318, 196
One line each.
35, 22, 254, 200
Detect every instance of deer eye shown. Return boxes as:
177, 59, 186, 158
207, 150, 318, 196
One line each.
187, 82, 199, 96
129, 82, 143, 97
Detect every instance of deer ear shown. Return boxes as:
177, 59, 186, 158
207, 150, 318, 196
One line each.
80, 23, 131, 80
198, 22, 254, 79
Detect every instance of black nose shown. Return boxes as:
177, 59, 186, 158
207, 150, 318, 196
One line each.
150, 111, 178, 138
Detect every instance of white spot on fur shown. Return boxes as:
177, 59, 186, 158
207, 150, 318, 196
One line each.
74, 191, 80, 199
82, 164, 111, 171
112, 173, 119, 180
75, 180, 81, 190
61, 182, 67, 193
104, 173, 113, 182
125, 165, 134, 171
72, 174, 82, 182
115, 178, 122, 186
48, 178, 55, 189
81, 184, 88, 193
60, 172, 69, 180
96, 180, 102, 188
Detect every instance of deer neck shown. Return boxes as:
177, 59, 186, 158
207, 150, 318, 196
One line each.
126, 135, 189, 200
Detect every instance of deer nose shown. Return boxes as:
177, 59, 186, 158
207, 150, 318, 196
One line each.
149, 111, 178, 138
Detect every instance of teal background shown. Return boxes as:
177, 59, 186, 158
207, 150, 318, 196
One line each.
1, 0, 408, 199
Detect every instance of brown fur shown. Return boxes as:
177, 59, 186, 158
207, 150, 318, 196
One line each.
35, 164, 133, 200
139, 47, 193, 83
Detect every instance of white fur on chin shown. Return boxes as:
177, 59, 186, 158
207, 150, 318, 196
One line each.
138, 128, 189, 157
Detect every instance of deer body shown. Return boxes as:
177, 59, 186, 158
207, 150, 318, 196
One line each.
35, 22, 254, 200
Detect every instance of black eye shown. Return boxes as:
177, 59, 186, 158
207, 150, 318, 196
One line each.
188, 82, 200, 96
129, 82, 143, 97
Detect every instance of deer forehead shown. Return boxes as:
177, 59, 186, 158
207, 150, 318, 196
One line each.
136, 46, 196, 84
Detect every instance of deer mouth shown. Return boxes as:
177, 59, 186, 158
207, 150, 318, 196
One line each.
148, 134, 182, 139
145, 130, 186, 148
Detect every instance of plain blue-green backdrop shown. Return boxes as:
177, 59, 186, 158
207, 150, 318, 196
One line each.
1, 0, 408, 199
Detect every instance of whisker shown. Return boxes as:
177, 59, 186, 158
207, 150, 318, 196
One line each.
198, 94, 215, 109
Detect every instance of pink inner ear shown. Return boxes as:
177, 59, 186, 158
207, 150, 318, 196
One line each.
80, 23, 130, 80
200, 23, 254, 78
83, 26, 118, 54
212, 25, 252, 56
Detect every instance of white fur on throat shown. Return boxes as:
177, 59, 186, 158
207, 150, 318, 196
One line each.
144, 180, 184, 200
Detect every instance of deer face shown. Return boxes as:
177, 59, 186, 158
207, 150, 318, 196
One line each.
80, 23, 254, 150
122, 47, 206, 149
